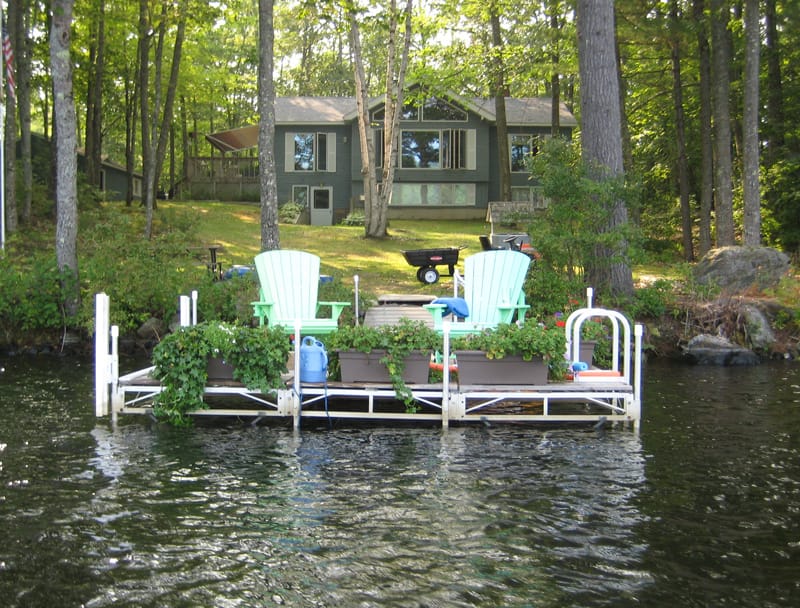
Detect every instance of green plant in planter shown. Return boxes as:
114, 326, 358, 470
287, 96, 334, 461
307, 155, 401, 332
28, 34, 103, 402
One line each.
151, 321, 292, 426
451, 321, 568, 381
325, 318, 442, 412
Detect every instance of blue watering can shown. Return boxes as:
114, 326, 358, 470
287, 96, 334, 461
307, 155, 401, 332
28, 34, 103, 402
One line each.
299, 336, 328, 383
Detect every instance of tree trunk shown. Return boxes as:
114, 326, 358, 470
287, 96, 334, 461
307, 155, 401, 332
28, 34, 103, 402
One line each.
490, 6, 511, 202
710, 0, 735, 246
85, 0, 104, 189
742, 0, 760, 246
576, 0, 633, 298
153, 0, 186, 196
51, 0, 80, 316
14, 0, 32, 225
694, 0, 713, 256
549, 5, 561, 138
258, 0, 279, 251
138, 0, 156, 238
124, 59, 138, 207
351, 0, 413, 239
3, 0, 17, 235
670, 0, 694, 262
349, 12, 379, 237
377, 0, 413, 236
764, 0, 783, 165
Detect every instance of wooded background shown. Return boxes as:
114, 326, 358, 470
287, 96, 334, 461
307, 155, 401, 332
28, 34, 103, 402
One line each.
3, 0, 798, 262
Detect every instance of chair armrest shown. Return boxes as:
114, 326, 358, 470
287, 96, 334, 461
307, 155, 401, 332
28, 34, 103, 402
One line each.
423, 303, 448, 329
318, 300, 351, 321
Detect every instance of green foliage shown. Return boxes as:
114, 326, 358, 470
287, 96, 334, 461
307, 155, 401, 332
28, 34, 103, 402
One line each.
78, 205, 205, 333
278, 201, 305, 223
151, 322, 292, 426
0, 253, 72, 340
340, 210, 365, 226
628, 279, 675, 319
524, 265, 587, 319
527, 138, 641, 284
325, 318, 442, 411
763, 157, 800, 252
451, 321, 568, 380
196, 272, 260, 323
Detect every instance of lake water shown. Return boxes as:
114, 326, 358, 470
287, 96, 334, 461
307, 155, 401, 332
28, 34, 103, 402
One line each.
0, 355, 799, 607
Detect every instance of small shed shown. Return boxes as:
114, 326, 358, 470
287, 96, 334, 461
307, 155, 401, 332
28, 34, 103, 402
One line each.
485, 201, 545, 248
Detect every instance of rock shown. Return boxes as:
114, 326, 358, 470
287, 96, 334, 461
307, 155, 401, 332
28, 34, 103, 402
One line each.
137, 317, 167, 340
741, 303, 775, 350
694, 246, 789, 294
682, 334, 760, 365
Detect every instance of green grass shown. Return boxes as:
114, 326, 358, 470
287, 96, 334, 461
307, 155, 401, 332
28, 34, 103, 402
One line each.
170, 201, 490, 295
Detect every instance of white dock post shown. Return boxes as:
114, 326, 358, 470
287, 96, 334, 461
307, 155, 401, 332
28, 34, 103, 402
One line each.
353, 274, 360, 326
293, 321, 302, 430
94, 293, 110, 417
191, 290, 198, 325
632, 323, 644, 430
179, 295, 191, 327
441, 322, 450, 429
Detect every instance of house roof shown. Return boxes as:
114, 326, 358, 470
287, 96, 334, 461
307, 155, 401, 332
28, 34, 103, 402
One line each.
205, 95, 576, 153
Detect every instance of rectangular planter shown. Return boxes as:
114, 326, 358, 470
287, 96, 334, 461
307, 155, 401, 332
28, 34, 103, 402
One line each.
455, 351, 548, 385
338, 350, 430, 384
206, 357, 234, 381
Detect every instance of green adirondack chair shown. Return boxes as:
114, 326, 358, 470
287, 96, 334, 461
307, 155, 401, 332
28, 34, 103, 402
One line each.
424, 249, 531, 336
251, 250, 349, 335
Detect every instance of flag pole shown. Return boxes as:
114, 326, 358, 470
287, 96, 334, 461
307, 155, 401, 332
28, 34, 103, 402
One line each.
0, 0, 5, 252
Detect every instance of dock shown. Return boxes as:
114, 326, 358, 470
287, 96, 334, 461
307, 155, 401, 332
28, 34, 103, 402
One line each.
94, 293, 643, 431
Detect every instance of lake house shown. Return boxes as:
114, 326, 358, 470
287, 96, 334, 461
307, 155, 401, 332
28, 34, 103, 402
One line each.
186, 91, 577, 224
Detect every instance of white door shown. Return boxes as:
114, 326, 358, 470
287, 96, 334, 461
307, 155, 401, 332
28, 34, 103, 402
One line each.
310, 187, 333, 226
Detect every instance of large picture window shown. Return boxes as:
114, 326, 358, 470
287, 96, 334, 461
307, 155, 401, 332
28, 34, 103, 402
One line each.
391, 183, 476, 206
398, 129, 475, 169
285, 132, 336, 172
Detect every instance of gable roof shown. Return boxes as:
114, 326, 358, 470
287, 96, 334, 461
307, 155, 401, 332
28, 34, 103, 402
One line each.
205, 95, 576, 153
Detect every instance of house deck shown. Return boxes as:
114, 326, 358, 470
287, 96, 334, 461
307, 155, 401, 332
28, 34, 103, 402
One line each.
95, 293, 643, 431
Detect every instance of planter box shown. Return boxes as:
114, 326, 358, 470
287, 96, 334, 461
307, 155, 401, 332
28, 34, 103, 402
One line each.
455, 351, 548, 385
578, 340, 597, 366
338, 350, 430, 384
206, 357, 234, 381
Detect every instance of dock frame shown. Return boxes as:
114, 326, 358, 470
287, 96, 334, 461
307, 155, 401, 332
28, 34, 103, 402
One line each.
94, 292, 643, 431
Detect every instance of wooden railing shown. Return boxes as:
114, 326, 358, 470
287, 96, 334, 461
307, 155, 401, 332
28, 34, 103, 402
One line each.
187, 157, 259, 183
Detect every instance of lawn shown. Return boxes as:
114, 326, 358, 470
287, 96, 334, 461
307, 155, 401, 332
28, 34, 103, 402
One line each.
171, 201, 491, 296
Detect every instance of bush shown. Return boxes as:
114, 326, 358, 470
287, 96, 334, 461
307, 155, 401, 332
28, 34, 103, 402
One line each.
0, 253, 71, 340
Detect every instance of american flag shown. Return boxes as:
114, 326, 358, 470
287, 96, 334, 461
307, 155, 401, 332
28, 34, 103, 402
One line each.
2, 19, 15, 102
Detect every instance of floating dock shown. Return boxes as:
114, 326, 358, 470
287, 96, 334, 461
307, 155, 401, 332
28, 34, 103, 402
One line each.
94, 293, 644, 431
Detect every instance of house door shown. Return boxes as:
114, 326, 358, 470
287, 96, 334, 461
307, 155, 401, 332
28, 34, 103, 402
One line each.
310, 187, 333, 226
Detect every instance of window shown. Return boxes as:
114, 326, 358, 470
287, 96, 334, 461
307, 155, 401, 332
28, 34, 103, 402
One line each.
292, 185, 309, 207
391, 183, 476, 206
285, 132, 336, 172
398, 129, 475, 169
371, 96, 467, 122
510, 134, 539, 172
422, 97, 467, 121
402, 130, 440, 168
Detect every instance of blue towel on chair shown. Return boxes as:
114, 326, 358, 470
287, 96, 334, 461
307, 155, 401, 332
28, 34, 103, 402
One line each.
432, 297, 470, 319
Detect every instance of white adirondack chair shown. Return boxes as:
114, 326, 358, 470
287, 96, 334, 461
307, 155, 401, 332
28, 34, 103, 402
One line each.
424, 249, 531, 336
251, 250, 349, 334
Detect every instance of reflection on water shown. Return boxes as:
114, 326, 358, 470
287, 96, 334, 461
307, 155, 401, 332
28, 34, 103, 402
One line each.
0, 357, 799, 607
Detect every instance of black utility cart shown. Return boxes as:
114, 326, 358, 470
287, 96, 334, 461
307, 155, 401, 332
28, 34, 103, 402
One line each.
401, 247, 464, 284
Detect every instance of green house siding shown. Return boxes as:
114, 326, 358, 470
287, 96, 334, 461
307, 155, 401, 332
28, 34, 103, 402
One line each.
200, 94, 576, 220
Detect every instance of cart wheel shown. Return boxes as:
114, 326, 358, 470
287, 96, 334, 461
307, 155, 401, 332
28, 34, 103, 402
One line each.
416, 267, 428, 282
421, 267, 440, 284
